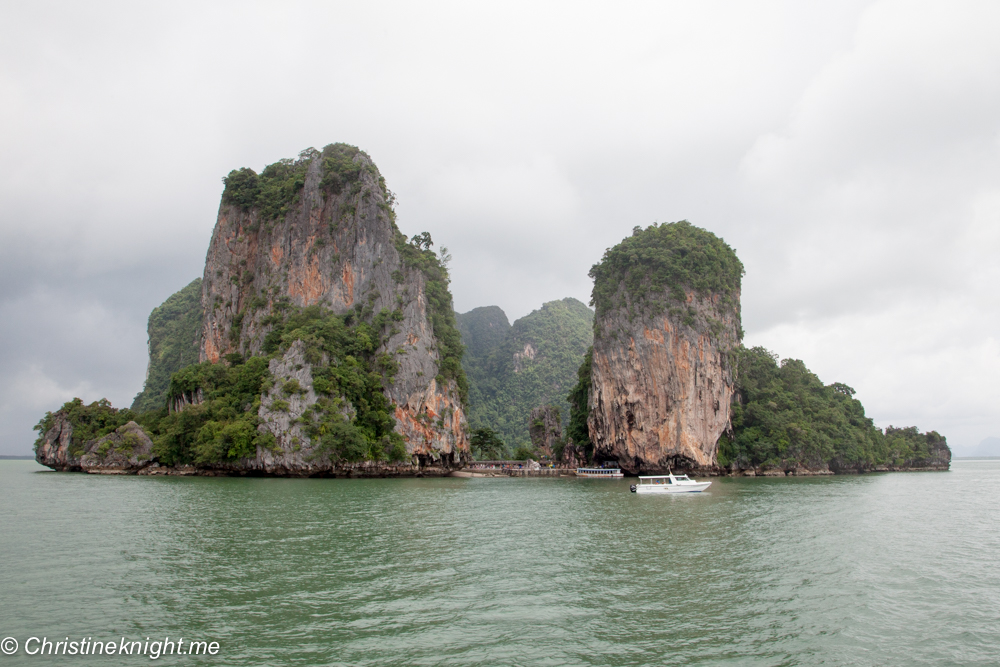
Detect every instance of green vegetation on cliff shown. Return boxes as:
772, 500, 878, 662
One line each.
42, 303, 410, 467
589, 221, 744, 321
319, 143, 364, 195
149, 303, 407, 466
221, 143, 368, 224
222, 154, 310, 223
882, 426, 950, 468
458, 298, 593, 453
263, 305, 406, 463
395, 232, 468, 405
147, 355, 273, 465
719, 346, 949, 471
131, 279, 203, 413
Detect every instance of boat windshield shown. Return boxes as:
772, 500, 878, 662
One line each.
638, 475, 694, 484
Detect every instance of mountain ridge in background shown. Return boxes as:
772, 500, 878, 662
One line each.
131, 278, 203, 412
457, 297, 593, 451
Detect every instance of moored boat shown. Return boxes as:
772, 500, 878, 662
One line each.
630, 473, 711, 493
576, 467, 624, 478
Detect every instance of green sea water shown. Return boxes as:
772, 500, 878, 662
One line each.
1, 460, 999, 666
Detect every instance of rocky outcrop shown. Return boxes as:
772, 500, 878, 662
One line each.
528, 405, 562, 458
728, 463, 835, 477
35, 412, 81, 472
197, 145, 467, 466
36, 417, 155, 474
586, 222, 743, 474
79, 423, 155, 474
34, 394, 456, 476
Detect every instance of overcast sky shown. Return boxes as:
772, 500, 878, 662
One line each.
1, 0, 997, 456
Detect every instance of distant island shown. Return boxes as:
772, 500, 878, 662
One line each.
33, 144, 949, 476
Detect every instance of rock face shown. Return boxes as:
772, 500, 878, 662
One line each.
589, 292, 740, 472
79, 423, 156, 474
198, 145, 467, 463
37, 416, 155, 474
528, 405, 562, 458
586, 222, 743, 474
560, 439, 584, 468
35, 412, 80, 472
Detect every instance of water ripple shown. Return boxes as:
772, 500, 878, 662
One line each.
3, 462, 1000, 665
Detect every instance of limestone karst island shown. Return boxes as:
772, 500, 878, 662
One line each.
34, 144, 951, 477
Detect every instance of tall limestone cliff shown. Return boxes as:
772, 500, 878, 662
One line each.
586, 222, 743, 473
195, 144, 468, 465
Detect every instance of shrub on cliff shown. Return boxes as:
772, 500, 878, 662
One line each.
222, 154, 311, 224
222, 144, 365, 226
319, 143, 363, 194
588, 221, 744, 321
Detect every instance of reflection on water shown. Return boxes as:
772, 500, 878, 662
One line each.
2, 461, 999, 666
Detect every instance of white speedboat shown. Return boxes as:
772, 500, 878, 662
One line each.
630, 473, 711, 494
577, 467, 624, 478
